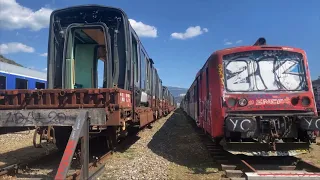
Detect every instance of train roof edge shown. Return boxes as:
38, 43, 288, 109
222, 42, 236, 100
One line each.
0, 61, 47, 81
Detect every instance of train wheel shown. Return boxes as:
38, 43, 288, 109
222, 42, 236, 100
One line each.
106, 126, 118, 151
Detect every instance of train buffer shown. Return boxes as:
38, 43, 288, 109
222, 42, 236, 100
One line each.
245, 170, 320, 180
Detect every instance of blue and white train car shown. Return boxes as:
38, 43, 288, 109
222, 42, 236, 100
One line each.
0, 62, 47, 134
0, 61, 47, 90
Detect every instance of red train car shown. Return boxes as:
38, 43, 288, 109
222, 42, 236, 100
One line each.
181, 38, 319, 156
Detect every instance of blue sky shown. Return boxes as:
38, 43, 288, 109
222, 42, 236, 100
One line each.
0, 0, 319, 88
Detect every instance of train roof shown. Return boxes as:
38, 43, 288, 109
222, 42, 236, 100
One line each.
50, 4, 154, 70
0, 62, 47, 81
50, 4, 127, 17
214, 45, 306, 56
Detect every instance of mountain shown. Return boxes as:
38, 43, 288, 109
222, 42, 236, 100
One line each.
0, 54, 23, 67
167, 86, 188, 106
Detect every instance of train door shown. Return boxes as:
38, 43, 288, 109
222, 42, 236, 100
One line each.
204, 67, 211, 134
199, 73, 204, 128
194, 83, 197, 122
196, 76, 200, 125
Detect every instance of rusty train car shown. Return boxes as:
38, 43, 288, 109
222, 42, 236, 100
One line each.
180, 38, 320, 156
0, 5, 176, 151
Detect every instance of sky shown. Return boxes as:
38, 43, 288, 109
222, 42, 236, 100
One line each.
0, 0, 320, 89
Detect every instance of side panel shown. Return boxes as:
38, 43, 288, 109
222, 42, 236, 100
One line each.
196, 76, 200, 124
199, 72, 204, 128
209, 56, 224, 138
204, 66, 211, 134
189, 85, 195, 119
0, 72, 47, 90
140, 49, 146, 90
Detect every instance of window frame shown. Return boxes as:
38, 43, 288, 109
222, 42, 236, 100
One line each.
15, 78, 28, 89
0, 75, 6, 90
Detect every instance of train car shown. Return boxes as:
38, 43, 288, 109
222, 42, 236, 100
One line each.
181, 38, 319, 156
312, 79, 320, 136
0, 62, 47, 134
313, 79, 320, 113
0, 5, 174, 151
0, 62, 47, 90
162, 86, 175, 115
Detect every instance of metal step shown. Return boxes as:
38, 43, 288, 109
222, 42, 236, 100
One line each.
221, 164, 237, 171
225, 170, 243, 178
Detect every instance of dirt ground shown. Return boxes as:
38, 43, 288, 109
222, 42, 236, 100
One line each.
0, 129, 57, 167
297, 137, 320, 167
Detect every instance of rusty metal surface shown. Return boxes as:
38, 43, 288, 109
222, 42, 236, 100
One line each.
0, 88, 131, 110
0, 108, 106, 127
55, 110, 89, 180
135, 107, 154, 128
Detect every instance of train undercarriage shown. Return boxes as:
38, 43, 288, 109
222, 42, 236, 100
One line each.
222, 113, 320, 156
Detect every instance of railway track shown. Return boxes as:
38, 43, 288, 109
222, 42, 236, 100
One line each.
177, 110, 320, 180
196, 129, 320, 180
0, 136, 138, 180
0, 116, 158, 180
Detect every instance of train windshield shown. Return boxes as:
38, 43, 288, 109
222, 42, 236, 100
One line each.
223, 50, 307, 92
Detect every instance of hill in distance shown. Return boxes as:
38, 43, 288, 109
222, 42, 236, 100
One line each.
0, 54, 23, 67
167, 86, 187, 106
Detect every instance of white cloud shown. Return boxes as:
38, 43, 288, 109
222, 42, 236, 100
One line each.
39, 53, 48, 57
128, 19, 157, 38
171, 26, 208, 40
179, 93, 186, 97
43, 68, 47, 71
0, 42, 35, 54
0, 0, 53, 31
224, 41, 233, 45
224, 39, 243, 45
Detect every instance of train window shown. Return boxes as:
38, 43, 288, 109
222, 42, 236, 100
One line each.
16, 78, 28, 89
0, 76, 6, 89
35, 82, 45, 89
140, 50, 146, 89
146, 59, 150, 91
97, 59, 105, 88
131, 35, 139, 84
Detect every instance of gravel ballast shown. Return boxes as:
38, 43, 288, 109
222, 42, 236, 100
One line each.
99, 109, 221, 180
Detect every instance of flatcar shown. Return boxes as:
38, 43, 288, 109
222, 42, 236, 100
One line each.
0, 5, 175, 151
181, 38, 319, 156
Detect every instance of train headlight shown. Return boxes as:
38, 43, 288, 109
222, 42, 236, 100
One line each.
291, 97, 299, 106
227, 98, 237, 107
301, 96, 311, 106
238, 98, 248, 107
